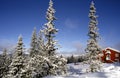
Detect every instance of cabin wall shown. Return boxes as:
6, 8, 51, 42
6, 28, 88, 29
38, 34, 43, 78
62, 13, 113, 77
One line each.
101, 49, 120, 63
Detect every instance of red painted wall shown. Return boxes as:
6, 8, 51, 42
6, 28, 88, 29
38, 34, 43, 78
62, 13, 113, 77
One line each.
101, 48, 120, 63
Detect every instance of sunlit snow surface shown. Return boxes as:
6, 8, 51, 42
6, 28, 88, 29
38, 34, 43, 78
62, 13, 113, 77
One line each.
44, 63, 120, 78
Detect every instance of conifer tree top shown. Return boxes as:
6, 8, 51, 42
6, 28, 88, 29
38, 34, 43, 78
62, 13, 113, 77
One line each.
18, 34, 22, 42
15, 35, 23, 56
88, 1, 99, 39
49, 0, 53, 7
2, 48, 7, 56
33, 27, 37, 34
46, 0, 56, 21
91, 1, 95, 7
44, 0, 58, 35
90, 1, 96, 13
31, 27, 37, 41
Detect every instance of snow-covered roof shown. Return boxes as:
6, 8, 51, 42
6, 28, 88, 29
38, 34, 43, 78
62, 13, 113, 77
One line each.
105, 50, 111, 54
104, 47, 120, 53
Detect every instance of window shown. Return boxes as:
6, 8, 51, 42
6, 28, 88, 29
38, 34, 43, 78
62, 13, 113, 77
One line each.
106, 54, 111, 60
105, 50, 111, 60
115, 53, 119, 57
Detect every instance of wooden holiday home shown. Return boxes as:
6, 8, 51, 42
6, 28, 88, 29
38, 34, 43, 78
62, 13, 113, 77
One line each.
101, 47, 120, 63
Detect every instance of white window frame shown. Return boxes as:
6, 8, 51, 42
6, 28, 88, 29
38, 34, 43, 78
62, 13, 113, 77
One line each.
106, 54, 111, 60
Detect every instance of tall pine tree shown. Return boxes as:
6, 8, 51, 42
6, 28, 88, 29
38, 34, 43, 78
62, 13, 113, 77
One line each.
43, 0, 58, 56
21, 28, 50, 77
0, 49, 11, 78
6, 35, 25, 78
85, 1, 102, 72
38, 29, 46, 56
42, 0, 67, 75
30, 27, 39, 57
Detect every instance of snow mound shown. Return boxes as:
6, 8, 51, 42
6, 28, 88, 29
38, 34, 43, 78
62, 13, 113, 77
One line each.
44, 63, 120, 78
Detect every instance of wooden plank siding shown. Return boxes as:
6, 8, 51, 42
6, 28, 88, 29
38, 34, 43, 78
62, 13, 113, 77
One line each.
101, 47, 120, 63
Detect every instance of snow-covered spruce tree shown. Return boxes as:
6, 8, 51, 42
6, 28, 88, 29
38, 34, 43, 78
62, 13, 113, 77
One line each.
22, 0, 67, 77
21, 54, 53, 78
6, 35, 25, 78
20, 28, 50, 78
42, 0, 67, 75
0, 49, 11, 78
30, 27, 39, 57
38, 29, 46, 56
85, 1, 102, 72
43, 0, 58, 56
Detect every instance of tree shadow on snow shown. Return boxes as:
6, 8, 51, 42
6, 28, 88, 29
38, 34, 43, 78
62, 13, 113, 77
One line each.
68, 66, 82, 75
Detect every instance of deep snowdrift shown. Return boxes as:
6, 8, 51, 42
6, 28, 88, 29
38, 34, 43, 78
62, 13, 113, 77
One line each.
44, 63, 120, 78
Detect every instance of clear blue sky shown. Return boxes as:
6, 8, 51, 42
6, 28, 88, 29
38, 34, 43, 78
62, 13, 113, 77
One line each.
0, 0, 120, 54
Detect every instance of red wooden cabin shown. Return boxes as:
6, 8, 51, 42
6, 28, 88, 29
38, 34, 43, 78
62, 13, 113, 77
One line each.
101, 47, 120, 63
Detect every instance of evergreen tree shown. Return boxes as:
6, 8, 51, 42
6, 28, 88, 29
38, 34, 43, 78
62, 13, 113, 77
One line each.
30, 27, 39, 57
21, 28, 50, 77
43, 0, 58, 56
13, 0, 67, 77
21, 53, 54, 78
42, 0, 67, 75
85, 1, 102, 72
71, 55, 75, 63
0, 49, 11, 78
22, 28, 40, 77
38, 29, 45, 56
6, 35, 25, 78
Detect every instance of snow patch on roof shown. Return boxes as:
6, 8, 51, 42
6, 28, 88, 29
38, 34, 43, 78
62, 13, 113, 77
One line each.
106, 50, 111, 54
104, 47, 120, 53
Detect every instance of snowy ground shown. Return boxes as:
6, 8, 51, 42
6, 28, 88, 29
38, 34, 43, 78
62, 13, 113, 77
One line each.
44, 62, 120, 78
